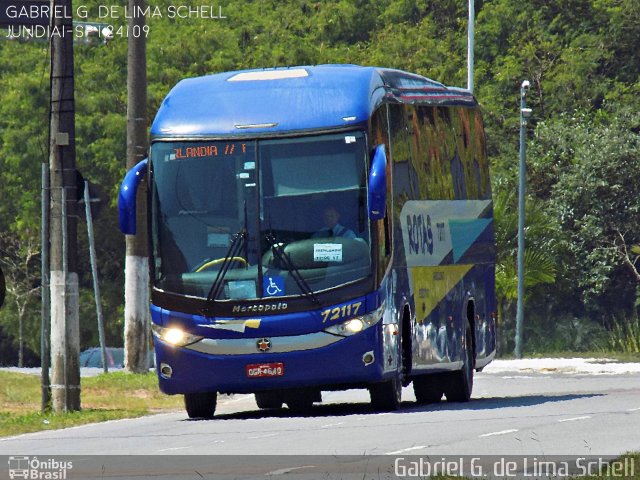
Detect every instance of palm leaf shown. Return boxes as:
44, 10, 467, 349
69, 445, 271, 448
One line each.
496, 248, 556, 303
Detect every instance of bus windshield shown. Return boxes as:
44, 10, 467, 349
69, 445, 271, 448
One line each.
150, 131, 372, 301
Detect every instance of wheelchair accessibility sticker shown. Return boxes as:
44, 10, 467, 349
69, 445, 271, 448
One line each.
263, 276, 285, 297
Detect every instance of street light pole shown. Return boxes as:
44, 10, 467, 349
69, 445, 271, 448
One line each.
467, 0, 475, 93
515, 80, 531, 359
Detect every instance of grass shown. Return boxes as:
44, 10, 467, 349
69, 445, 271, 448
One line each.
595, 453, 640, 479
499, 351, 640, 362
609, 316, 640, 353
0, 370, 183, 438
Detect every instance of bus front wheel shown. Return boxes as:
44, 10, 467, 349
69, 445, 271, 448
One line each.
255, 392, 284, 410
184, 392, 217, 419
284, 389, 321, 412
369, 374, 402, 411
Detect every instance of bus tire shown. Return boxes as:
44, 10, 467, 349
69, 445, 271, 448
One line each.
444, 320, 474, 402
369, 374, 402, 411
413, 374, 445, 404
255, 392, 283, 410
285, 389, 321, 412
184, 392, 217, 419
285, 397, 314, 412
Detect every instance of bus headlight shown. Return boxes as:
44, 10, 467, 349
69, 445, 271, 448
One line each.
324, 304, 384, 337
152, 324, 203, 347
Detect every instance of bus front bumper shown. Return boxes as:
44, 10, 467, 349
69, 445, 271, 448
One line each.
153, 325, 387, 395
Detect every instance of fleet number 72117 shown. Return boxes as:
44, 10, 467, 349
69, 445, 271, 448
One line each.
321, 301, 362, 323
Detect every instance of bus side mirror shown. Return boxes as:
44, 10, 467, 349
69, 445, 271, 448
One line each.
118, 159, 148, 235
368, 144, 387, 220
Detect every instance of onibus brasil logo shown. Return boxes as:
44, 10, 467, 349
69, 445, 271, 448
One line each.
8, 456, 73, 479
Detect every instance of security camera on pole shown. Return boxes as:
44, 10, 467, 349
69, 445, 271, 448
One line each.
515, 80, 532, 359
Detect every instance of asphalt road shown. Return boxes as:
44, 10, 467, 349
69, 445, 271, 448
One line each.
0, 360, 640, 480
1, 359, 639, 460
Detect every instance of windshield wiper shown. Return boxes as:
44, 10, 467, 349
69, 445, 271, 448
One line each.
203, 229, 248, 310
265, 233, 319, 306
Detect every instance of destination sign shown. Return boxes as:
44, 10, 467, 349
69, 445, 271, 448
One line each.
174, 143, 248, 159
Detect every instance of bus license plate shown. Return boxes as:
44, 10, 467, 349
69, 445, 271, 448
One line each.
246, 363, 285, 378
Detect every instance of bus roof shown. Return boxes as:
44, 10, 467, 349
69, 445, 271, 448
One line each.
150, 64, 477, 138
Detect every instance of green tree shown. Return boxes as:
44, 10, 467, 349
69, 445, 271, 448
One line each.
0, 231, 41, 366
493, 190, 557, 352
1, 0, 639, 358
529, 106, 640, 317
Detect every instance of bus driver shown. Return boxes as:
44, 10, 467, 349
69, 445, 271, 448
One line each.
313, 206, 356, 239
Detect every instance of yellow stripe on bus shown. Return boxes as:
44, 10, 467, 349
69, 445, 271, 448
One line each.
411, 265, 473, 324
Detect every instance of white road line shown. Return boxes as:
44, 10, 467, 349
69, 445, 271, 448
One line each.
386, 446, 428, 455
157, 446, 191, 452
248, 433, 279, 439
321, 422, 345, 429
479, 429, 518, 438
558, 416, 592, 423
265, 466, 315, 475
628, 407, 640, 412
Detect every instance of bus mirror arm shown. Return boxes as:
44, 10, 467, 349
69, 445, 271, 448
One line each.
118, 158, 148, 235
368, 144, 387, 221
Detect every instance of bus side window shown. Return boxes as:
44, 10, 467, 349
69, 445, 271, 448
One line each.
372, 106, 393, 280
377, 207, 392, 280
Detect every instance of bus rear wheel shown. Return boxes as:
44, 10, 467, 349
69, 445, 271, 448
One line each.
184, 392, 217, 419
444, 320, 474, 402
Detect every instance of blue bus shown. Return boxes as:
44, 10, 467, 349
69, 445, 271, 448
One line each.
119, 65, 496, 418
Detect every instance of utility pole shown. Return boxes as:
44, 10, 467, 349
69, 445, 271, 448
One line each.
124, 0, 150, 373
49, 0, 80, 411
41, 164, 51, 410
84, 181, 108, 374
515, 80, 532, 359
0, 265, 5, 308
